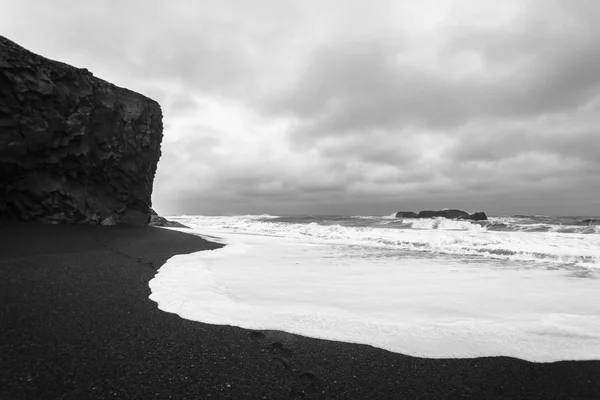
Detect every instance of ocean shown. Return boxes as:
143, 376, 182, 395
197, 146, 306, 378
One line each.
149, 214, 600, 362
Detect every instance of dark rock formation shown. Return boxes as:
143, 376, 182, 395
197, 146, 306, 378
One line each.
394, 209, 488, 221
148, 209, 189, 228
417, 209, 471, 219
0, 36, 163, 224
469, 212, 488, 221
395, 211, 418, 218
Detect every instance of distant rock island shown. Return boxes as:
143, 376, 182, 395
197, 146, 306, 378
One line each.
0, 35, 163, 225
395, 209, 488, 221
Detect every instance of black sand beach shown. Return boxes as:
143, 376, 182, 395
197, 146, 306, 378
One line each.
1, 223, 599, 400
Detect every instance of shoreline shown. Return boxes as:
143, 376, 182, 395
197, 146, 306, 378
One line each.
1, 222, 599, 399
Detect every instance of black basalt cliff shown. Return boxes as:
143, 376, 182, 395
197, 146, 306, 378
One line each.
0, 36, 163, 224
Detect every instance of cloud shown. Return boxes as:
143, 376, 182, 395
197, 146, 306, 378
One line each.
1, 0, 599, 215
272, 0, 600, 140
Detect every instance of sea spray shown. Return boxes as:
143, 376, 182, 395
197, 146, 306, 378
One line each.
150, 215, 600, 362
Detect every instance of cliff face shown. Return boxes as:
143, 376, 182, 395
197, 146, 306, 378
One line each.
0, 36, 163, 224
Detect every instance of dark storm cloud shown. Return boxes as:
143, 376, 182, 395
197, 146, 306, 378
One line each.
445, 6, 600, 117
449, 128, 600, 166
316, 132, 419, 167
274, 1, 600, 146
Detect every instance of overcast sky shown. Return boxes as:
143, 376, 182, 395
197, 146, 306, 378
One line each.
2, 0, 599, 216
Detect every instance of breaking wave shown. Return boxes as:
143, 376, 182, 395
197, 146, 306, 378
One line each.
168, 215, 600, 269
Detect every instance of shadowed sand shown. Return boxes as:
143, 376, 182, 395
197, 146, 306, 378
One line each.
1, 222, 599, 399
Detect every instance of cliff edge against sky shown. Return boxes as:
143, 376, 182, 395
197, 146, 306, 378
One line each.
0, 35, 163, 224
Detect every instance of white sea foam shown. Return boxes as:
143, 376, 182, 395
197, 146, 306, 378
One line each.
149, 215, 600, 362
350, 214, 397, 219
408, 217, 485, 231
150, 224, 600, 361
168, 215, 600, 268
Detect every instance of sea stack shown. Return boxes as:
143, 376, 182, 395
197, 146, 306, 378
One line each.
395, 209, 488, 221
395, 211, 418, 218
0, 35, 163, 225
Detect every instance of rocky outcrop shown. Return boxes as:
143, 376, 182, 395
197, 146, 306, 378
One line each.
395, 211, 418, 218
417, 209, 471, 219
395, 209, 488, 221
148, 209, 188, 228
469, 212, 488, 221
0, 36, 163, 224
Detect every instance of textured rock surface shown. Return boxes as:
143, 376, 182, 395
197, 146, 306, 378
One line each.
395, 211, 418, 218
395, 209, 488, 221
0, 36, 163, 224
417, 209, 471, 219
148, 209, 189, 228
469, 212, 488, 221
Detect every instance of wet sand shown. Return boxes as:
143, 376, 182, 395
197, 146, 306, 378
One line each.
1, 222, 599, 399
